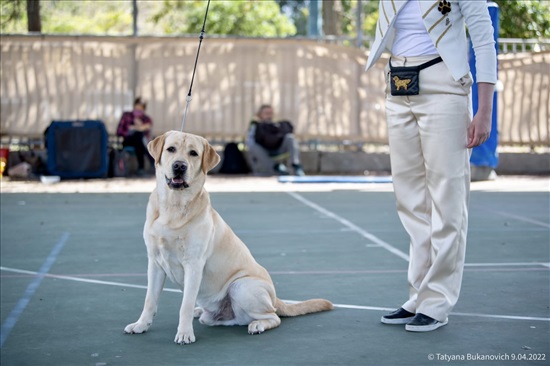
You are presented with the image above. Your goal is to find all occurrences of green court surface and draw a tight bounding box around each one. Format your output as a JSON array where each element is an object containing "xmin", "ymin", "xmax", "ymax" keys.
[{"xmin": 1, "ymin": 177, "xmax": 549, "ymax": 366}]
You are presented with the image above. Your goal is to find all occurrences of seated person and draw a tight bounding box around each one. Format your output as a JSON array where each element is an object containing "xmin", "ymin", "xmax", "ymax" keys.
[
  {"xmin": 116, "ymin": 97, "xmax": 154, "ymax": 176},
  {"xmin": 246, "ymin": 104, "xmax": 305, "ymax": 176}
]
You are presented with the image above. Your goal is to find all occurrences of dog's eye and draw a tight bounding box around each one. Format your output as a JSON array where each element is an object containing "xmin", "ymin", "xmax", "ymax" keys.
[
  {"xmin": 166, "ymin": 146, "xmax": 176, "ymax": 153},
  {"xmin": 189, "ymin": 150, "xmax": 199, "ymax": 157}
]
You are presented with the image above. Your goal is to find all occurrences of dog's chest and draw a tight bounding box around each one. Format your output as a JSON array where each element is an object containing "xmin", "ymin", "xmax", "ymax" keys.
[
  {"xmin": 153, "ymin": 238, "xmax": 185, "ymax": 284},
  {"xmin": 147, "ymin": 223, "xmax": 204, "ymax": 285}
]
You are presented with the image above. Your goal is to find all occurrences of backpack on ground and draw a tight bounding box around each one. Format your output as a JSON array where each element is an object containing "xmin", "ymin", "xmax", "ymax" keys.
[{"xmin": 219, "ymin": 142, "xmax": 251, "ymax": 174}]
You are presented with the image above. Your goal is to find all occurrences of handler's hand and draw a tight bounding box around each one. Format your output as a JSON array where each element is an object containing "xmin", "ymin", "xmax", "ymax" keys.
[
  {"xmin": 467, "ymin": 82, "xmax": 494, "ymax": 148},
  {"xmin": 467, "ymin": 112, "xmax": 491, "ymax": 148}
]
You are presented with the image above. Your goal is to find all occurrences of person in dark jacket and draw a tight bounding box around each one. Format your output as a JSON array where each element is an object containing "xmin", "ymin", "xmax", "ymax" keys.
[{"xmin": 246, "ymin": 104, "xmax": 304, "ymax": 176}]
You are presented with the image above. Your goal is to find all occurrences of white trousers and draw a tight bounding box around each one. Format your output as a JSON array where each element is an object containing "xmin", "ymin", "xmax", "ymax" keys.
[{"xmin": 385, "ymin": 55, "xmax": 473, "ymax": 322}]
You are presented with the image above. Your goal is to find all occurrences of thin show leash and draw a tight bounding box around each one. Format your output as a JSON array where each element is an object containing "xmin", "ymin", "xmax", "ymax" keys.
[{"xmin": 180, "ymin": 0, "xmax": 211, "ymax": 132}]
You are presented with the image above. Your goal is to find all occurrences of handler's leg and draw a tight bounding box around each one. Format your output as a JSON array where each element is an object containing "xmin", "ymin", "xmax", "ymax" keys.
[
  {"xmin": 385, "ymin": 95, "xmax": 433, "ymax": 315},
  {"xmin": 412, "ymin": 92, "xmax": 471, "ymax": 324}
]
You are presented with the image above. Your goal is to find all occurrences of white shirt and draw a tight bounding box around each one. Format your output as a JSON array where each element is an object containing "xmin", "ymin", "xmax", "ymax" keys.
[
  {"xmin": 365, "ymin": 0, "xmax": 497, "ymax": 84},
  {"xmin": 391, "ymin": 0, "xmax": 438, "ymax": 57}
]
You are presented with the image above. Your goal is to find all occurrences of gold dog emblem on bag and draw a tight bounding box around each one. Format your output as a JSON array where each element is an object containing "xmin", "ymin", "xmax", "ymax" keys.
[{"xmin": 393, "ymin": 76, "xmax": 412, "ymax": 91}]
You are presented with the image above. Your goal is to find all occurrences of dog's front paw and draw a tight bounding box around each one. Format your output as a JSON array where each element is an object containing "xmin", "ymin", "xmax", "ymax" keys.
[
  {"xmin": 174, "ymin": 328, "xmax": 196, "ymax": 345},
  {"xmin": 124, "ymin": 321, "xmax": 151, "ymax": 334},
  {"xmin": 248, "ymin": 321, "xmax": 265, "ymax": 335}
]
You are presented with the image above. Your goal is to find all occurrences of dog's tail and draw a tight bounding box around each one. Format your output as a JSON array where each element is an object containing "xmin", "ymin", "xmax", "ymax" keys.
[{"xmin": 275, "ymin": 298, "xmax": 333, "ymax": 317}]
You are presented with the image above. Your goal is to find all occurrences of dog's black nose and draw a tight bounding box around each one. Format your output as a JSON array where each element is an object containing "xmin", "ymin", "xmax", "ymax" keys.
[{"xmin": 172, "ymin": 161, "xmax": 187, "ymax": 174}]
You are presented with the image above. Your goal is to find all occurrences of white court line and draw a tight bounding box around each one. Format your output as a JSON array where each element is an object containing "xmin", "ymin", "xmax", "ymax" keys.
[
  {"xmin": 464, "ymin": 262, "xmax": 550, "ymax": 267},
  {"xmin": 1, "ymin": 266, "xmax": 548, "ymax": 322},
  {"xmin": 2, "ymin": 262, "xmax": 548, "ymax": 279},
  {"xmin": 287, "ymin": 191, "xmax": 409, "ymax": 261},
  {"xmin": 484, "ymin": 209, "xmax": 550, "ymax": 229},
  {"xmin": 0, "ymin": 266, "xmax": 181, "ymax": 293},
  {"xmin": 287, "ymin": 192, "xmax": 550, "ymax": 268}
]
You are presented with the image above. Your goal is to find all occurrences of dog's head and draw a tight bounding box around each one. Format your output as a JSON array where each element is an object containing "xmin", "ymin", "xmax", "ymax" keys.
[{"xmin": 147, "ymin": 131, "xmax": 220, "ymax": 190}]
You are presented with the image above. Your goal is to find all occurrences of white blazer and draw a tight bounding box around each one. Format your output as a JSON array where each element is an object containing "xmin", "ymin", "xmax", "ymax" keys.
[{"xmin": 365, "ymin": 0, "xmax": 497, "ymax": 84}]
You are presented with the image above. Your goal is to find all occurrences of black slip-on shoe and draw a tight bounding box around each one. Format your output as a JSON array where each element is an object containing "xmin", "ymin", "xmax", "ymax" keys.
[
  {"xmin": 381, "ymin": 308, "xmax": 416, "ymax": 325},
  {"xmin": 405, "ymin": 313, "xmax": 448, "ymax": 332}
]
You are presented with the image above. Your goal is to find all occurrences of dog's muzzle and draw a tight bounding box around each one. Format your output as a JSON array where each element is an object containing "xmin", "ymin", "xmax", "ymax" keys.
[{"xmin": 165, "ymin": 160, "xmax": 189, "ymax": 189}]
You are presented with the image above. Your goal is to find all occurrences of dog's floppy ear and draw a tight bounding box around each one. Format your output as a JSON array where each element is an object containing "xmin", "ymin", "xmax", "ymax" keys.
[
  {"xmin": 147, "ymin": 133, "xmax": 167, "ymax": 164},
  {"xmin": 202, "ymin": 140, "xmax": 221, "ymax": 173}
]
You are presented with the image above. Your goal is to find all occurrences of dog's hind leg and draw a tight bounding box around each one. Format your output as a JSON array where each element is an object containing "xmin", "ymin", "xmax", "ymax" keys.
[
  {"xmin": 197, "ymin": 293, "xmax": 240, "ymax": 326},
  {"xmin": 193, "ymin": 307, "xmax": 203, "ymax": 318},
  {"xmin": 247, "ymin": 314, "xmax": 281, "ymax": 334},
  {"xmin": 229, "ymin": 278, "xmax": 281, "ymax": 334}
]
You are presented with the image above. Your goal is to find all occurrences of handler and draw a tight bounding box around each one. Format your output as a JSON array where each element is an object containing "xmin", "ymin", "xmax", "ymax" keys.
[{"xmin": 365, "ymin": 0, "xmax": 497, "ymax": 332}]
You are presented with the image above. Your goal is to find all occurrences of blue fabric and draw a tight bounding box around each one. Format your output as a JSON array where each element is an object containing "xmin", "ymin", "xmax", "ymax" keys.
[{"xmin": 279, "ymin": 176, "xmax": 392, "ymax": 184}]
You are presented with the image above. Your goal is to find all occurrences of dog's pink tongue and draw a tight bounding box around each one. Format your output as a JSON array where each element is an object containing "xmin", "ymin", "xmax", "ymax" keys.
[{"xmin": 172, "ymin": 178, "xmax": 184, "ymax": 184}]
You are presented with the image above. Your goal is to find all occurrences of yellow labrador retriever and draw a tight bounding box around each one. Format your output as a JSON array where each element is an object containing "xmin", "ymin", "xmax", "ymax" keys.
[{"xmin": 124, "ymin": 131, "xmax": 333, "ymax": 344}]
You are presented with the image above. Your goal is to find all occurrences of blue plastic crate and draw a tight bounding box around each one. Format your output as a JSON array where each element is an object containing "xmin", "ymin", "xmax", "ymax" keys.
[{"xmin": 46, "ymin": 120, "xmax": 109, "ymax": 179}]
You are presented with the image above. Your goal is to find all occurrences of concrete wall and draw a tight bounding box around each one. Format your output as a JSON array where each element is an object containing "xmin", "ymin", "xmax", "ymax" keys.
[{"xmin": 217, "ymin": 150, "xmax": 549, "ymax": 177}]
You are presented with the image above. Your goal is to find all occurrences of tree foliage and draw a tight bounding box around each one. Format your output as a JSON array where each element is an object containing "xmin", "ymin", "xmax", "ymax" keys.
[
  {"xmin": 1, "ymin": 0, "xmax": 549, "ymax": 39},
  {"xmin": 1, "ymin": 0, "xmax": 295, "ymax": 36},
  {"xmin": 275, "ymin": 0, "xmax": 363, "ymax": 37},
  {"xmin": 149, "ymin": 0, "xmax": 295, "ymax": 37},
  {"xmin": 1, "ymin": 0, "xmax": 133, "ymax": 35},
  {"xmin": 1, "ymin": 0, "xmax": 26, "ymax": 33},
  {"xmin": 494, "ymin": 0, "xmax": 550, "ymax": 38},
  {"xmin": 275, "ymin": 0, "xmax": 307, "ymax": 35}
]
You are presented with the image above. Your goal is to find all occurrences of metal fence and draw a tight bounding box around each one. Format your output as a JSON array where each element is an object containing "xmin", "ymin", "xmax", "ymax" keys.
[
  {"xmin": 1, "ymin": 35, "xmax": 548, "ymax": 147},
  {"xmin": 499, "ymin": 38, "xmax": 550, "ymax": 54}
]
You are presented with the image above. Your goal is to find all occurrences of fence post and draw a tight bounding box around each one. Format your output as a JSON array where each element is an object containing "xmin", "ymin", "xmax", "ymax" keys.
[
  {"xmin": 132, "ymin": 0, "xmax": 138, "ymax": 36},
  {"xmin": 355, "ymin": 0, "xmax": 363, "ymax": 48},
  {"xmin": 129, "ymin": 43, "xmax": 138, "ymax": 106},
  {"xmin": 308, "ymin": 0, "xmax": 323, "ymax": 37}
]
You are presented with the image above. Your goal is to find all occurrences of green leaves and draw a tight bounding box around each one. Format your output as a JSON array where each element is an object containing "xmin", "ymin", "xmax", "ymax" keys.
[
  {"xmin": 1, "ymin": 0, "xmax": 548, "ymax": 39},
  {"xmin": 495, "ymin": 0, "xmax": 550, "ymax": 38},
  {"xmin": 1, "ymin": 0, "xmax": 296, "ymax": 37},
  {"xmin": 149, "ymin": 0, "xmax": 296, "ymax": 37}
]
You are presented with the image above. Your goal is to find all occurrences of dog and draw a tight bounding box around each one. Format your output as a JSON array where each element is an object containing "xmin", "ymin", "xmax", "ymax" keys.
[{"xmin": 124, "ymin": 131, "xmax": 333, "ymax": 344}]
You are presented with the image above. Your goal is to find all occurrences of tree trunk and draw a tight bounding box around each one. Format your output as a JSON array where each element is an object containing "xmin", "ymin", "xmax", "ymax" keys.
[
  {"xmin": 26, "ymin": 0, "xmax": 41, "ymax": 33},
  {"xmin": 322, "ymin": 0, "xmax": 341, "ymax": 36}
]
